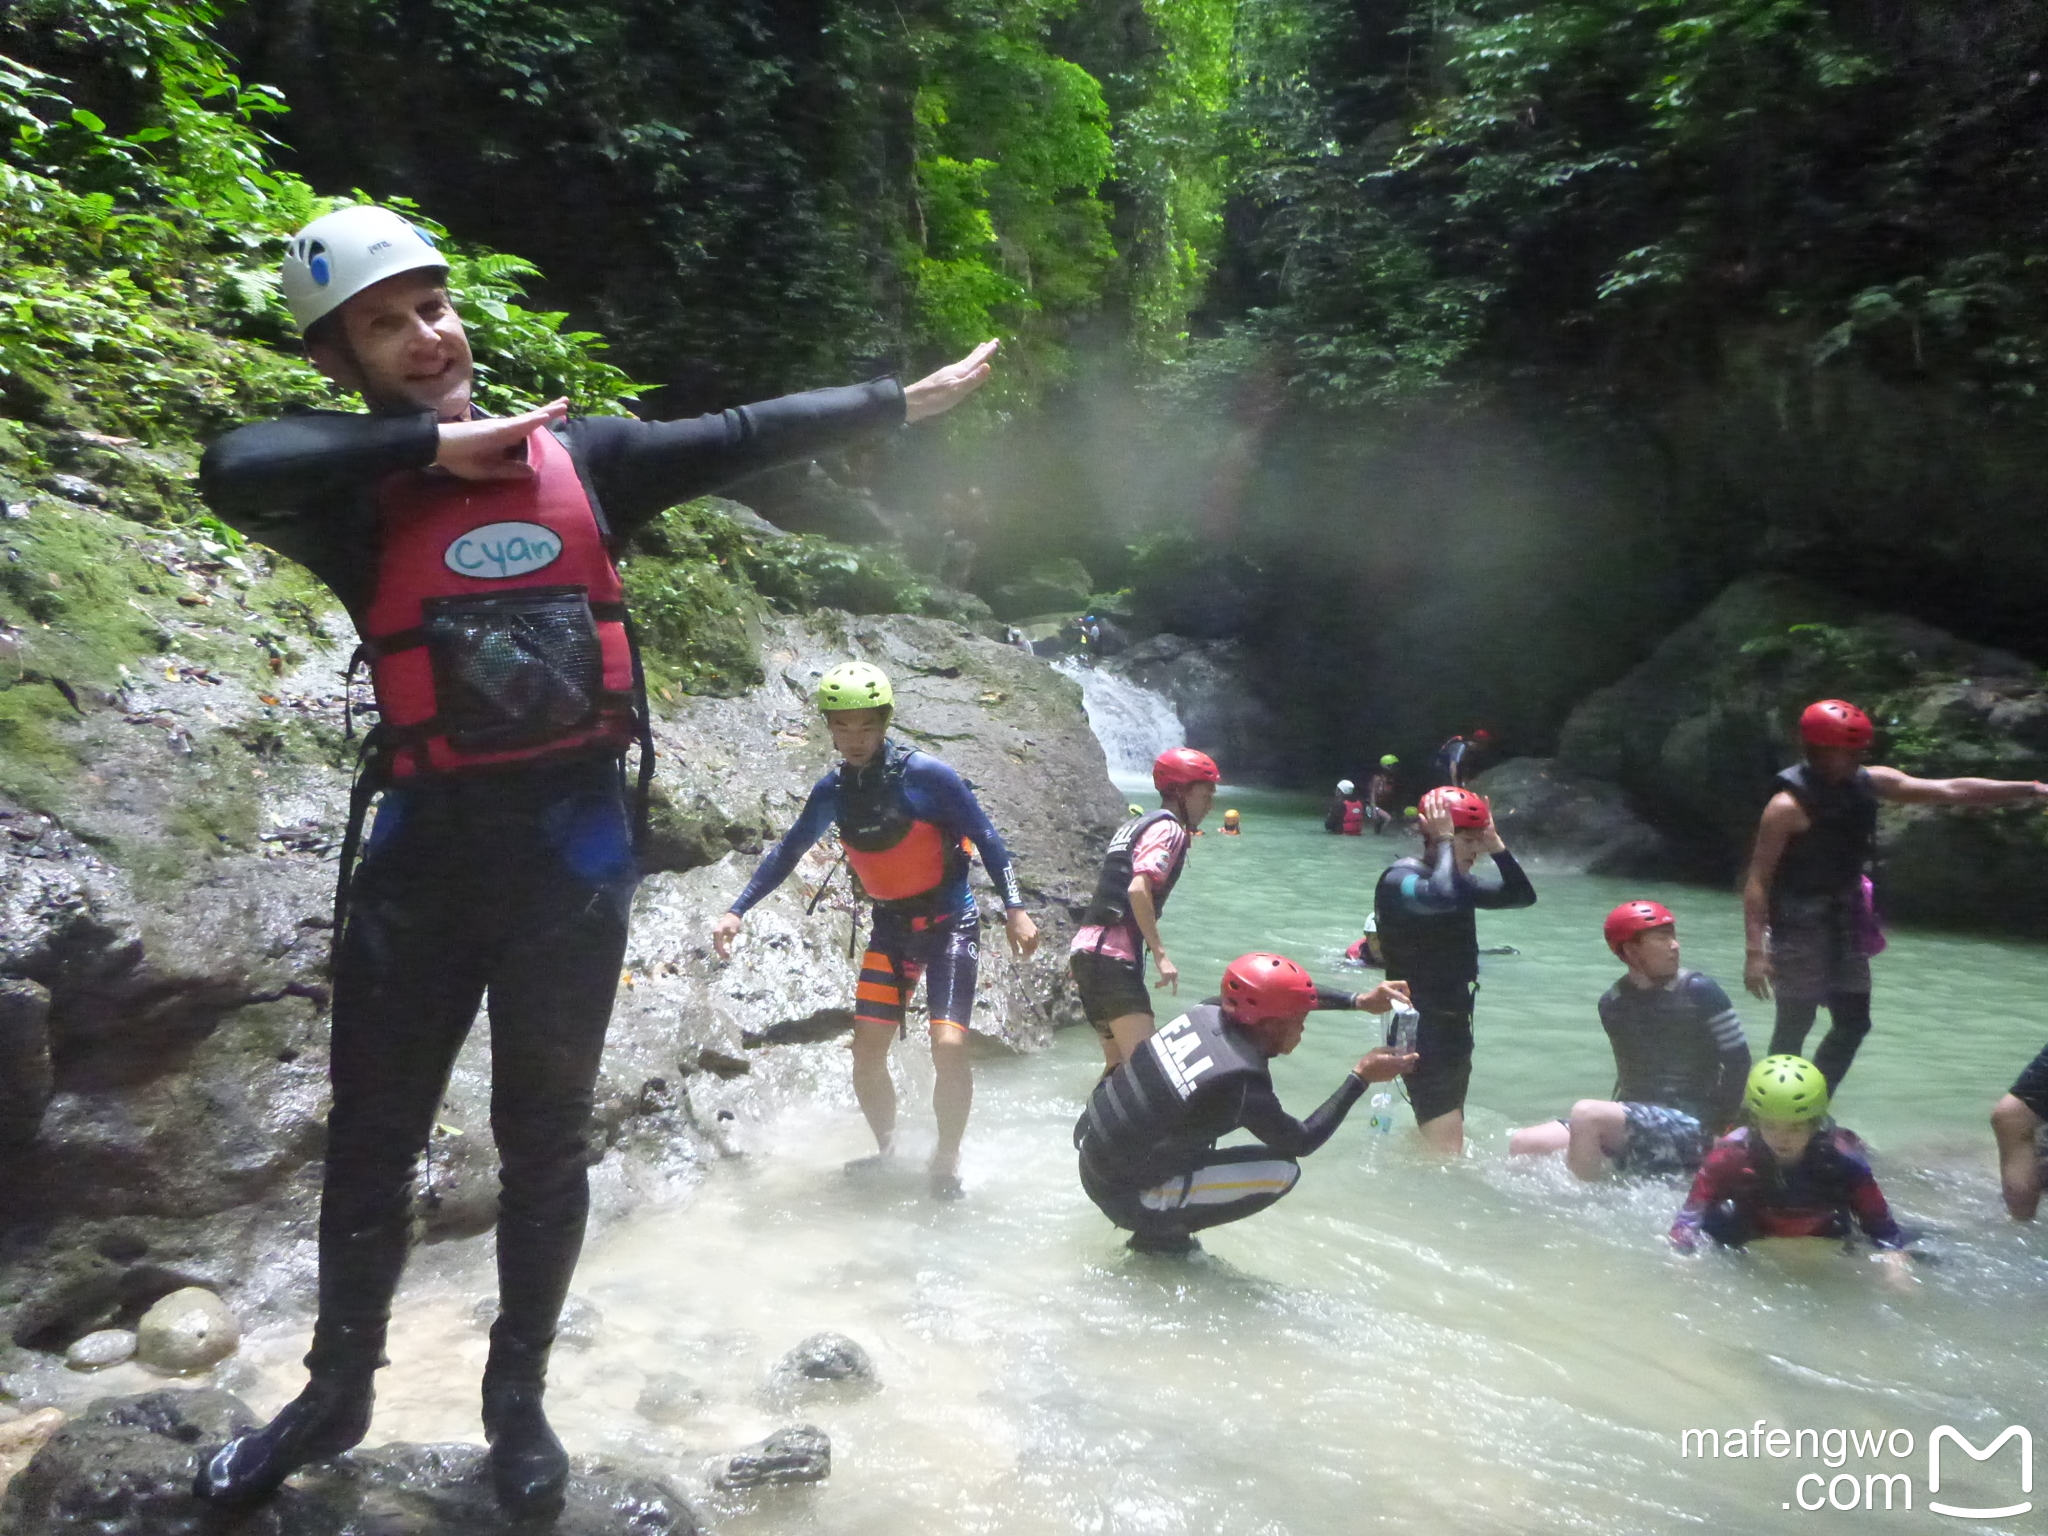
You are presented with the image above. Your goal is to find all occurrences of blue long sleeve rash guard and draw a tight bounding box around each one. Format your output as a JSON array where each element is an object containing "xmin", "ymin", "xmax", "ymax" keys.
[{"xmin": 728, "ymin": 744, "xmax": 1024, "ymax": 918}]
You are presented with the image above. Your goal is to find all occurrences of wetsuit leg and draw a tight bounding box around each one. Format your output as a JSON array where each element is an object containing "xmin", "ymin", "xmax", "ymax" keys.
[
  {"xmin": 1809, "ymin": 991, "xmax": 1873, "ymax": 1092},
  {"xmin": 921, "ymin": 915, "xmax": 980, "ymax": 1029},
  {"xmin": 1767, "ymin": 997, "xmax": 1821, "ymax": 1060},
  {"xmin": 1081, "ymin": 1145, "xmax": 1301, "ymax": 1240},
  {"xmin": 314, "ymin": 833, "xmax": 492, "ymax": 1372}
]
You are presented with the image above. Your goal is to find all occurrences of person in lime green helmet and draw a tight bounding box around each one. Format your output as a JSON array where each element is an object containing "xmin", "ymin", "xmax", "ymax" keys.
[
  {"xmin": 1365, "ymin": 754, "xmax": 1398, "ymax": 835},
  {"xmin": 1669, "ymin": 1056, "xmax": 1909, "ymax": 1273},
  {"xmin": 712, "ymin": 661, "xmax": 1038, "ymax": 1199}
]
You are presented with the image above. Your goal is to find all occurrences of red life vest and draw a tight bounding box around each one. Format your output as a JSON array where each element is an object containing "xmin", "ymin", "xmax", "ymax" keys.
[
  {"xmin": 362, "ymin": 425, "xmax": 638, "ymax": 777},
  {"xmin": 1340, "ymin": 798, "xmax": 1365, "ymax": 835}
]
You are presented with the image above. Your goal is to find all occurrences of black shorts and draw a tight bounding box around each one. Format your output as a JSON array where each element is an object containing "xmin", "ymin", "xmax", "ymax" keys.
[
  {"xmin": 1407, "ymin": 1004, "xmax": 1474, "ymax": 1124},
  {"xmin": 856, "ymin": 910, "xmax": 978, "ymax": 1031},
  {"xmin": 2011, "ymin": 1042, "xmax": 2048, "ymax": 1121},
  {"xmin": 1071, "ymin": 950, "xmax": 1152, "ymax": 1036}
]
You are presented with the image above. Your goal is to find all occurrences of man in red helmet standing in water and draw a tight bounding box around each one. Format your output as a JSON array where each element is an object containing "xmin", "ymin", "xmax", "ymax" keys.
[
  {"xmin": 1075, "ymin": 953, "xmax": 1415, "ymax": 1253},
  {"xmin": 191, "ymin": 205, "xmax": 1004, "ymax": 1517},
  {"xmin": 1071, "ymin": 748, "xmax": 1220, "ymax": 1070},
  {"xmin": 1374, "ymin": 786, "xmax": 1536, "ymax": 1154},
  {"xmin": 1510, "ymin": 901, "xmax": 1749, "ymax": 1179},
  {"xmin": 1745, "ymin": 698, "xmax": 2048, "ymax": 1090}
]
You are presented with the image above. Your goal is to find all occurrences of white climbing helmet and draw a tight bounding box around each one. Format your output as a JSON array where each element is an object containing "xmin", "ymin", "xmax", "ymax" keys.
[
  {"xmin": 1336, "ymin": 779, "xmax": 1355, "ymax": 796},
  {"xmin": 280, "ymin": 205, "xmax": 449, "ymax": 333}
]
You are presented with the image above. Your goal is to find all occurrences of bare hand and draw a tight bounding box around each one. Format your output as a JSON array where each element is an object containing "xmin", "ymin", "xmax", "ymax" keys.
[
  {"xmin": 1419, "ymin": 794, "xmax": 1454, "ymax": 842},
  {"xmin": 435, "ymin": 398, "xmax": 569, "ymax": 481},
  {"xmin": 1479, "ymin": 806, "xmax": 1506, "ymax": 855},
  {"xmin": 1353, "ymin": 1046, "xmax": 1419, "ymax": 1084},
  {"xmin": 1354, "ymin": 980, "xmax": 1410, "ymax": 1013},
  {"xmin": 1744, "ymin": 951, "xmax": 1773, "ymax": 1001},
  {"xmin": 904, "ymin": 341, "xmax": 999, "ymax": 423},
  {"xmin": 1874, "ymin": 1249, "xmax": 1918, "ymax": 1289},
  {"xmin": 711, "ymin": 912, "xmax": 742, "ymax": 960},
  {"xmin": 1154, "ymin": 954, "xmax": 1180, "ymax": 993},
  {"xmin": 1005, "ymin": 907, "xmax": 1039, "ymax": 958}
]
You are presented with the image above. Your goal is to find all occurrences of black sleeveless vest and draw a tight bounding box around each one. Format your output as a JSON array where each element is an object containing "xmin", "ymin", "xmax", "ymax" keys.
[
  {"xmin": 1771, "ymin": 764, "xmax": 1876, "ymax": 913},
  {"xmin": 1080, "ymin": 809, "xmax": 1187, "ymax": 949}
]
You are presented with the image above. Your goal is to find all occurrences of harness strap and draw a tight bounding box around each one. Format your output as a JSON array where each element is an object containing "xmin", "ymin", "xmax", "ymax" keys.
[{"xmin": 332, "ymin": 726, "xmax": 392, "ymax": 940}]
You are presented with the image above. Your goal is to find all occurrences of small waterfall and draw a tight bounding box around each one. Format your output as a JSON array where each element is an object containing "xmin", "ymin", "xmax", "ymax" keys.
[{"xmin": 1054, "ymin": 658, "xmax": 1185, "ymax": 785}]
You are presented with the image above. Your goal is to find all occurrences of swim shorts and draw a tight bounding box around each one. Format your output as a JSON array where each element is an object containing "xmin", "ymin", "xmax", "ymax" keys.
[
  {"xmin": 1071, "ymin": 950, "xmax": 1153, "ymax": 1036},
  {"xmin": 1406, "ymin": 1006, "xmax": 1474, "ymax": 1124},
  {"xmin": 856, "ymin": 909, "xmax": 977, "ymax": 1031},
  {"xmin": 1767, "ymin": 898, "xmax": 1871, "ymax": 1004},
  {"xmin": 1614, "ymin": 1103, "xmax": 1709, "ymax": 1177}
]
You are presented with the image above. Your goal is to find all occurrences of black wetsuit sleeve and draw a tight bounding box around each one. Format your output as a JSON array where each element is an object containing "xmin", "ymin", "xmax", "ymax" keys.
[
  {"xmin": 1469, "ymin": 850, "xmax": 1537, "ymax": 909},
  {"xmin": 199, "ymin": 410, "xmax": 438, "ymax": 525},
  {"xmin": 1313, "ymin": 985, "xmax": 1360, "ymax": 1011},
  {"xmin": 1694, "ymin": 976, "xmax": 1752, "ymax": 1132},
  {"xmin": 565, "ymin": 380, "xmax": 905, "ymax": 537},
  {"xmin": 1239, "ymin": 1073, "xmax": 1367, "ymax": 1157}
]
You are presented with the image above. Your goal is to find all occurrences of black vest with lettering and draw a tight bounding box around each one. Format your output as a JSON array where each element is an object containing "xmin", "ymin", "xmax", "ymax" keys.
[
  {"xmin": 836, "ymin": 739, "xmax": 918, "ymax": 852},
  {"xmin": 1373, "ymin": 855, "xmax": 1478, "ymax": 1008},
  {"xmin": 1075, "ymin": 1003, "xmax": 1268, "ymax": 1176},
  {"xmin": 1771, "ymin": 764, "xmax": 1877, "ymax": 913},
  {"xmin": 1080, "ymin": 809, "xmax": 1187, "ymax": 949}
]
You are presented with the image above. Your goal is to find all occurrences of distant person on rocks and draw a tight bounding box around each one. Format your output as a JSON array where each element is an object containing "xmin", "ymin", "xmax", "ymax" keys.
[
  {"xmin": 1509, "ymin": 901, "xmax": 1749, "ymax": 1180},
  {"xmin": 191, "ymin": 205, "xmax": 1001, "ymax": 1517},
  {"xmin": 713, "ymin": 663, "xmax": 1038, "ymax": 1200},
  {"xmin": 1071, "ymin": 748, "xmax": 1220, "ymax": 1071},
  {"xmin": 1075, "ymin": 953, "xmax": 1415, "ymax": 1253},
  {"xmin": 1434, "ymin": 730, "xmax": 1491, "ymax": 788},
  {"xmin": 1670, "ymin": 1056, "xmax": 1911, "ymax": 1278},
  {"xmin": 1365, "ymin": 755, "xmax": 1398, "ymax": 834},
  {"xmin": 1989, "ymin": 1044, "xmax": 2048, "ymax": 1220},
  {"xmin": 1325, "ymin": 779, "xmax": 1367, "ymax": 835},
  {"xmin": 1374, "ymin": 787, "xmax": 1536, "ymax": 1155},
  {"xmin": 1744, "ymin": 698, "xmax": 2048, "ymax": 1091}
]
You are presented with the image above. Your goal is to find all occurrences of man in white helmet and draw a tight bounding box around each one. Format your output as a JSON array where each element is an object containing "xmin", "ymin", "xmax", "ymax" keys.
[{"xmin": 193, "ymin": 205, "xmax": 999, "ymax": 1516}]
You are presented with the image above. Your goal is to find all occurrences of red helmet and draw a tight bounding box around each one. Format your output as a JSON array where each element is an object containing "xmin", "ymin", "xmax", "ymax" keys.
[
  {"xmin": 1219, "ymin": 952, "xmax": 1320, "ymax": 1026},
  {"xmin": 1422, "ymin": 786, "xmax": 1491, "ymax": 830},
  {"xmin": 1473, "ymin": 728, "xmax": 1493, "ymax": 743},
  {"xmin": 1603, "ymin": 899, "xmax": 1676, "ymax": 956},
  {"xmin": 1153, "ymin": 747, "xmax": 1221, "ymax": 793},
  {"xmin": 1799, "ymin": 699, "xmax": 1873, "ymax": 750}
]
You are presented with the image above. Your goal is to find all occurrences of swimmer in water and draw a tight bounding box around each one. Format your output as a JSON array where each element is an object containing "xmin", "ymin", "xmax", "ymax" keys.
[
  {"xmin": 1344, "ymin": 914, "xmax": 1384, "ymax": 968},
  {"xmin": 1221, "ymin": 808, "xmax": 1241, "ymax": 835},
  {"xmin": 1669, "ymin": 1056, "xmax": 1912, "ymax": 1278},
  {"xmin": 1509, "ymin": 901, "xmax": 1748, "ymax": 1180}
]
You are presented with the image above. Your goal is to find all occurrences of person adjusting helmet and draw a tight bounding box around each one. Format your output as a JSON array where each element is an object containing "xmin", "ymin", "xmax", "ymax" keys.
[
  {"xmin": 1153, "ymin": 746, "xmax": 1220, "ymax": 793},
  {"xmin": 1375, "ymin": 780, "xmax": 1535, "ymax": 1154},
  {"xmin": 1220, "ymin": 952, "xmax": 1321, "ymax": 1026},
  {"xmin": 817, "ymin": 661, "xmax": 893, "ymax": 713},
  {"xmin": 1076, "ymin": 954, "xmax": 1414, "ymax": 1253},
  {"xmin": 1798, "ymin": 699, "xmax": 1874, "ymax": 750},
  {"xmin": 715, "ymin": 659, "xmax": 1037, "ymax": 1200},
  {"xmin": 1744, "ymin": 1054, "xmax": 1830, "ymax": 1122},
  {"xmin": 197, "ymin": 197, "xmax": 1011, "ymax": 1517},
  {"xmin": 1073, "ymin": 748, "xmax": 1221, "ymax": 1070},
  {"xmin": 281, "ymin": 205, "xmax": 449, "ymax": 336},
  {"xmin": 1603, "ymin": 899, "xmax": 1676, "ymax": 956},
  {"xmin": 1746, "ymin": 695, "xmax": 2048, "ymax": 1095}
]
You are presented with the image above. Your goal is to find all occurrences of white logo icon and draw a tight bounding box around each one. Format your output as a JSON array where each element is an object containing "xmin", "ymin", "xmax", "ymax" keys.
[
  {"xmin": 1929, "ymin": 1425, "xmax": 2032, "ymax": 1520},
  {"xmin": 445, "ymin": 521, "xmax": 563, "ymax": 580}
]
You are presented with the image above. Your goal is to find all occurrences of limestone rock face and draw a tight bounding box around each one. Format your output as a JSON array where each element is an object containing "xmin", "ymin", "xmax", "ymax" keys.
[
  {"xmin": 1102, "ymin": 633, "xmax": 1287, "ymax": 782},
  {"xmin": 0, "ymin": 1389, "xmax": 705, "ymax": 1535},
  {"xmin": 1470, "ymin": 758, "xmax": 1674, "ymax": 877}
]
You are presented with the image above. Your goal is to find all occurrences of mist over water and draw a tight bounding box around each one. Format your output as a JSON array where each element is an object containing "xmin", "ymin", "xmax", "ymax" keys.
[{"xmin": 202, "ymin": 788, "xmax": 2048, "ymax": 1533}]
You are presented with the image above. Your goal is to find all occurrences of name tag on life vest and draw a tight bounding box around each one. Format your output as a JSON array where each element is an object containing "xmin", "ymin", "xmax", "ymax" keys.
[{"xmin": 444, "ymin": 521, "xmax": 564, "ymax": 580}]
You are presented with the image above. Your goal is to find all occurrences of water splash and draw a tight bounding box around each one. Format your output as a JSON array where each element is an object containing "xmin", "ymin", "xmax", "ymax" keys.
[{"xmin": 1054, "ymin": 658, "xmax": 1183, "ymax": 787}]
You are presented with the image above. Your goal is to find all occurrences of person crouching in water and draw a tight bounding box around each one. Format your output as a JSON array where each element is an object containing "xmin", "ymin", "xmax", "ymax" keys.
[
  {"xmin": 1070, "ymin": 748, "xmax": 1219, "ymax": 1071},
  {"xmin": 1670, "ymin": 1056, "xmax": 1911, "ymax": 1276},
  {"xmin": 1075, "ymin": 953, "xmax": 1416, "ymax": 1253},
  {"xmin": 1374, "ymin": 786, "xmax": 1536, "ymax": 1154},
  {"xmin": 1510, "ymin": 901, "xmax": 1749, "ymax": 1179},
  {"xmin": 711, "ymin": 662, "xmax": 1038, "ymax": 1199}
]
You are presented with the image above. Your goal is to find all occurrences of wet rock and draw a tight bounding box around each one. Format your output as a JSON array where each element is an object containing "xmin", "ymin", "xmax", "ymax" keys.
[
  {"xmin": 1102, "ymin": 633, "xmax": 1288, "ymax": 782},
  {"xmin": 694, "ymin": 1046, "xmax": 752, "ymax": 1079},
  {"xmin": 741, "ymin": 1007, "xmax": 856, "ymax": 1048},
  {"xmin": 714, "ymin": 1424, "xmax": 830, "ymax": 1490},
  {"xmin": 0, "ymin": 1389, "xmax": 705, "ymax": 1534},
  {"xmin": 771, "ymin": 1332, "xmax": 877, "ymax": 1398},
  {"xmin": 62, "ymin": 1331, "xmax": 134, "ymax": 1371},
  {"xmin": 133, "ymin": 1287, "xmax": 237, "ymax": 1374},
  {"xmin": 0, "ymin": 977, "xmax": 53, "ymax": 1147},
  {"xmin": 556, "ymin": 1294, "xmax": 603, "ymax": 1350},
  {"xmin": 0, "ymin": 1407, "xmax": 64, "ymax": 1492},
  {"xmin": 1471, "ymin": 758, "xmax": 1673, "ymax": 877},
  {"xmin": 634, "ymin": 1372, "xmax": 707, "ymax": 1425},
  {"xmin": 38, "ymin": 474, "xmax": 103, "ymax": 506}
]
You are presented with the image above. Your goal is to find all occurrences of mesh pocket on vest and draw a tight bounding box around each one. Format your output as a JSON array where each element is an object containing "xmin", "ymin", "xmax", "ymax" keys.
[{"xmin": 421, "ymin": 586, "xmax": 603, "ymax": 753}]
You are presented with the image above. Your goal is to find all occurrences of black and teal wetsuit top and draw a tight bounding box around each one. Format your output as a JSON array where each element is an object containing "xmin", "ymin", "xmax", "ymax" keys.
[{"xmin": 1373, "ymin": 844, "xmax": 1536, "ymax": 1011}]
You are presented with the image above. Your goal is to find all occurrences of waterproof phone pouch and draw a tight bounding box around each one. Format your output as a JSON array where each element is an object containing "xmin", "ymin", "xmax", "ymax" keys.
[{"xmin": 420, "ymin": 585, "xmax": 604, "ymax": 754}]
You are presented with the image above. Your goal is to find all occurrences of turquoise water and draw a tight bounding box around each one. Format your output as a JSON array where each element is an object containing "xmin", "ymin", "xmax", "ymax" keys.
[{"xmin": 238, "ymin": 787, "xmax": 2048, "ymax": 1533}]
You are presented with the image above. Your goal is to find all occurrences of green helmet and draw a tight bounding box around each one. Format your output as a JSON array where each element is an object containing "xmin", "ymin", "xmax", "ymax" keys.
[
  {"xmin": 1744, "ymin": 1055, "xmax": 1829, "ymax": 1123},
  {"xmin": 816, "ymin": 661, "xmax": 893, "ymax": 713},
  {"xmin": 1380, "ymin": 754, "xmax": 1399, "ymax": 767}
]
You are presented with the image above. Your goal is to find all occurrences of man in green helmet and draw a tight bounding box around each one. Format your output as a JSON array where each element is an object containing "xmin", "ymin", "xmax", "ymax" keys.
[{"xmin": 712, "ymin": 662, "xmax": 1038, "ymax": 1198}]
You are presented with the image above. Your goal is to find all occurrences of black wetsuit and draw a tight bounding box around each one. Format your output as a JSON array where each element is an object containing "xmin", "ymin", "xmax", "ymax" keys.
[
  {"xmin": 1763, "ymin": 763, "xmax": 1879, "ymax": 1089},
  {"xmin": 1075, "ymin": 988, "xmax": 1363, "ymax": 1240},
  {"xmin": 1373, "ymin": 843, "xmax": 1536, "ymax": 1123},
  {"xmin": 1600, "ymin": 970, "xmax": 1750, "ymax": 1134},
  {"xmin": 199, "ymin": 382, "xmax": 904, "ymax": 1380}
]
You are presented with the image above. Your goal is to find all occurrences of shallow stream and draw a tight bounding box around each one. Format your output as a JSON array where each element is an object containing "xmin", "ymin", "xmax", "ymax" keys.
[{"xmin": 231, "ymin": 788, "xmax": 2048, "ymax": 1532}]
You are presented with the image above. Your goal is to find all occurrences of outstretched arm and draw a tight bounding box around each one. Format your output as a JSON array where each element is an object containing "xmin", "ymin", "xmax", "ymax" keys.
[{"xmin": 1867, "ymin": 765, "xmax": 2048, "ymax": 809}]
